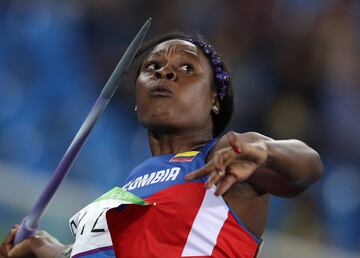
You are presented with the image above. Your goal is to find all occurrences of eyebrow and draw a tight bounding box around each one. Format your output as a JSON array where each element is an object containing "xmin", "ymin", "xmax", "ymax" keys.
[
  {"xmin": 178, "ymin": 49, "xmax": 198, "ymax": 57},
  {"xmin": 148, "ymin": 49, "xmax": 199, "ymax": 59}
]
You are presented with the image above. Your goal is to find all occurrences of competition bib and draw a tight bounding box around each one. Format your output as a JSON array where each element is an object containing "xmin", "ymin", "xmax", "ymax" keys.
[{"xmin": 69, "ymin": 187, "xmax": 147, "ymax": 257}]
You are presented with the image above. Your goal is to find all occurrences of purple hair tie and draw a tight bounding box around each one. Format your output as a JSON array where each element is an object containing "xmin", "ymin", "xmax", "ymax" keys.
[{"xmin": 186, "ymin": 38, "xmax": 230, "ymax": 101}]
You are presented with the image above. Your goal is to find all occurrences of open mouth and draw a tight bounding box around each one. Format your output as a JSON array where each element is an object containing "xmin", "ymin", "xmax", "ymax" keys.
[{"xmin": 149, "ymin": 86, "xmax": 173, "ymax": 97}]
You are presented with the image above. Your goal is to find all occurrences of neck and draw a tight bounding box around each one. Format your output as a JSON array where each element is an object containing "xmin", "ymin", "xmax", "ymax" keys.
[{"xmin": 148, "ymin": 127, "xmax": 213, "ymax": 156}]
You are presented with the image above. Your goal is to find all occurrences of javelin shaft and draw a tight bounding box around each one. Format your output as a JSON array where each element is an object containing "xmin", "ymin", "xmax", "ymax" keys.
[{"xmin": 14, "ymin": 18, "xmax": 151, "ymax": 245}]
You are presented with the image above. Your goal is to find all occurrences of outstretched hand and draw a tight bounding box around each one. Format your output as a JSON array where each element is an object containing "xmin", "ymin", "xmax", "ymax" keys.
[{"xmin": 185, "ymin": 132, "xmax": 268, "ymax": 196}]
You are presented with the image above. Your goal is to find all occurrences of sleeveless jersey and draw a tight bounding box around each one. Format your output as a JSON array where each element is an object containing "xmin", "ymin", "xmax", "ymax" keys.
[{"xmin": 69, "ymin": 139, "xmax": 261, "ymax": 258}]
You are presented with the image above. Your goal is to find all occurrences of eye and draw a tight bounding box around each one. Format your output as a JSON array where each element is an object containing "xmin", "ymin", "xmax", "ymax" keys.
[
  {"xmin": 179, "ymin": 64, "xmax": 194, "ymax": 72},
  {"xmin": 145, "ymin": 62, "xmax": 162, "ymax": 71}
]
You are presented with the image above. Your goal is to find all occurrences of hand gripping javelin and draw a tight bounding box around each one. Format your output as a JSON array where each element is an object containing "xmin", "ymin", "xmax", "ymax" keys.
[{"xmin": 14, "ymin": 18, "xmax": 152, "ymax": 245}]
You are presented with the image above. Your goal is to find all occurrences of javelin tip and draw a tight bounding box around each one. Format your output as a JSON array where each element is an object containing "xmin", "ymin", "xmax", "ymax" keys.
[{"xmin": 100, "ymin": 18, "xmax": 152, "ymax": 99}]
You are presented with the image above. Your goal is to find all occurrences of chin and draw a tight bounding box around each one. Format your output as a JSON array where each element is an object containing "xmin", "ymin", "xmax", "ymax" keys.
[
  {"xmin": 138, "ymin": 108, "xmax": 172, "ymax": 125},
  {"xmin": 140, "ymin": 118, "xmax": 182, "ymax": 135}
]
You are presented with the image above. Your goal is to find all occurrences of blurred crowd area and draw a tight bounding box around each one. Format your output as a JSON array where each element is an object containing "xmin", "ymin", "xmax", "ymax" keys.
[{"xmin": 0, "ymin": 0, "xmax": 359, "ymax": 255}]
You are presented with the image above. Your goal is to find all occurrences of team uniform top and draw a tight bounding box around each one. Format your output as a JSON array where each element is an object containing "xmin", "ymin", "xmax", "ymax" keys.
[{"xmin": 69, "ymin": 139, "xmax": 261, "ymax": 258}]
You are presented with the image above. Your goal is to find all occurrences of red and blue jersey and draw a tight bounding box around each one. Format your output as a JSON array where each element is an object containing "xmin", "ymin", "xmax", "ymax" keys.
[{"xmin": 69, "ymin": 139, "xmax": 261, "ymax": 258}]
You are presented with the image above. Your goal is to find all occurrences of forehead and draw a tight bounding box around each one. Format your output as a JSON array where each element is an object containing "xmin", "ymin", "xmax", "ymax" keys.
[{"xmin": 148, "ymin": 39, "xmax": 200, "ymax": 57}]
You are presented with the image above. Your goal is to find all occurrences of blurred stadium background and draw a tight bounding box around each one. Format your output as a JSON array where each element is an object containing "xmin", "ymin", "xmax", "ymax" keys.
[{"xmin": 0, "ymin": 0, "xmax": 359, "ymax": 257}]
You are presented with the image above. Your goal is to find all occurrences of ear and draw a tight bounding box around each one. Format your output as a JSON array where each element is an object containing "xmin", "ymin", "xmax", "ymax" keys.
[
  {"xmin": 211, "ymin": 92, "xmax": 220, "ymax": 108},
  {"xmin": 211, "ymin": 92, "xmax": 220, "ymax": 115}
]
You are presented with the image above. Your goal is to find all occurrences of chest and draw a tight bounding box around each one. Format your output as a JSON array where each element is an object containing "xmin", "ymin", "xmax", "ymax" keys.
[{"xmin": 122, "ymin": 151, "xmax": 208, "ymax": 198}]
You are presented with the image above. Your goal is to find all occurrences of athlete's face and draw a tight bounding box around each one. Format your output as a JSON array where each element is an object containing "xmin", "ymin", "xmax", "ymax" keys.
[{"xmin": 136, "ymin": 39, "xmax": 216, "ymax": 134}]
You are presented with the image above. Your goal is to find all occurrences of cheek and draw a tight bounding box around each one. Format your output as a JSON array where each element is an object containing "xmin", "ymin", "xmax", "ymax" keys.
[
  {"xmin": 175, "ymin": 83, "xmax": 214, "ymax": 123},
  {"xmin": 135, "ymin": 77, "xmax": 147, "ymax": 120},
  {"xmin": 180, "ymin": 78, "xmax": 213, "ymax": 107},
  {"xmin": 135, "ymin": 75, "xmax": 149, "ymax": 105}
]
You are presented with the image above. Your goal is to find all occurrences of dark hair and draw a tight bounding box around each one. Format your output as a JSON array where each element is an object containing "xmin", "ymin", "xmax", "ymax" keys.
[{"xmin": 135, "ymin": 32, "xmax": 234, "ymax": 137}]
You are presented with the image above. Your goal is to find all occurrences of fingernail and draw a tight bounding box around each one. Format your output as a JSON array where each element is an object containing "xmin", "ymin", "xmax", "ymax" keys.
[{"xmin": 232, "ymin": 146, "xmax": 241, "ymax": 153}]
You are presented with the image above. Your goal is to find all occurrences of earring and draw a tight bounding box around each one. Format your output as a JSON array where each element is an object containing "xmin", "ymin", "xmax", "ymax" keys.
[
  {"xmin": 212, "ymin": 105, "xmax": 220, "ymax": 115},
  {"xmin": 134, "ymin": 105, "xmax": 137, "ymax": 111}
]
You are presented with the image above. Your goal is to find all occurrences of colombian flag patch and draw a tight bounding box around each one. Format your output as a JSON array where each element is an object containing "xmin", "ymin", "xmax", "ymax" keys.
[{"xmin": 169, "ymin": 151, "xmax": 200, "ymax": 162}]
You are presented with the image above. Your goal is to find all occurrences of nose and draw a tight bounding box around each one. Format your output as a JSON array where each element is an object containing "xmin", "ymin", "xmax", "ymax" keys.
[{"xmin": 154, "ymin": 67, "xmax": 176, "ymax": 81}]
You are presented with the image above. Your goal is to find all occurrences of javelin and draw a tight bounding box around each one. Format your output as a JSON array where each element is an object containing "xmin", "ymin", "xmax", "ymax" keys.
[{"xmin": 14, "ymin": 18, "xmax": 152, "ymax": 245}]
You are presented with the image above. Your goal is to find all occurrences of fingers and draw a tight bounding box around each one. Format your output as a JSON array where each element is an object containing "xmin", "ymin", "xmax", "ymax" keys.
[
  {"xmin": 0, "ymin": 225, "xmax": 19, "ymax": 258},
  {"xmin": 214, "ymin": 173, "xmax": 238, "ymax": 196},
  {"xmin": 214, "ymin": 162, "xmax": 256, "ymax": 196},
  {"xmin": 29, "ymin": 231, "xmax": 64, "ymax": 258},
  {"xmin": 185, "ymin": 147, "xmax": 236, "ymax": 181},
  {"xmin": 0, "ymin": 227, "xmax": 60, "ymax": 258},
  {"xmin": 227, "ymin": 131, "xmax": 242, "ymax": 154},
  {"xmin": 205, "ymin": 160, "xmax": 257, "ymax": 196},
  {"xmin": 184, "ymin": 161, "xmax": 216, "ymax": 181},
  {"xmin": 205, "ymin": 170, "xmax": 225, "ymax": 190},
  {"xmin": 30, "ymin": 230, "xmax": 62, "ymax": 247},
  {"xmin": 185, "ymin": 131, "xmax": 266, "ymax": 196},
  {"xmin": 186, "ymin": 132, "xmax": 242, "ymax": 182},
  {"xmin": 4, "ymin": 225, "xmax": 18, "ymax": 252},
  {"xmin": 228, "ymin": 131, "xmax": 268, "ymax": 165},
  {"xmin": 228, "ymin": 161, "xmax": 257, "ymax": 181}
]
